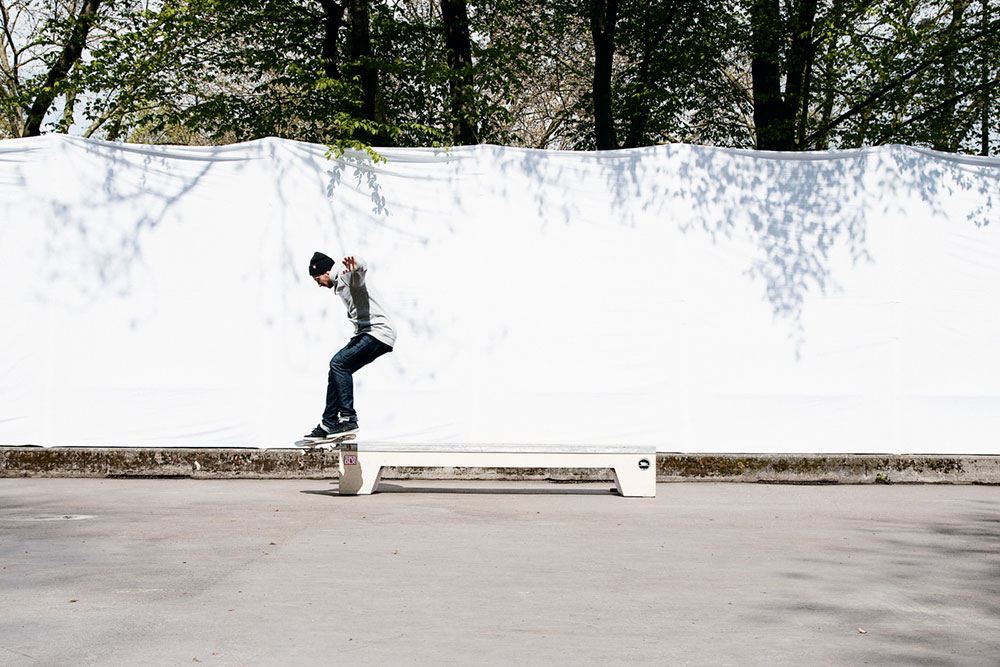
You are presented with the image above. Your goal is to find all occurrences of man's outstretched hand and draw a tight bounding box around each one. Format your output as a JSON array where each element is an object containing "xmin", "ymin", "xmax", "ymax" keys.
[{"xmin": 342, "ymin": 256, "xmax": 357, "ymax": 273}]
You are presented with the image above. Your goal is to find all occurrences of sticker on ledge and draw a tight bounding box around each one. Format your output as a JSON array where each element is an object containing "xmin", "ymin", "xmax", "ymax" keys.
[{"xmin": 343, "ymin": 454, "xmax": 358, "ymax": 466}]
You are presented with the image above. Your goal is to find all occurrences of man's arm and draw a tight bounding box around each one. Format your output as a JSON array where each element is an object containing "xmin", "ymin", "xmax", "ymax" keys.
[{"xmin": 340, "ymin": 255, "xmax": 367, "ymax": 286}]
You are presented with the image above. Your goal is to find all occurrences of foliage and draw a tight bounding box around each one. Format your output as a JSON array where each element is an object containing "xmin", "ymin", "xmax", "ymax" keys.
[
  {"xmin": 739, "ymin": 0, "xmax": 1000, "ymax": 151},
  {"xmin": 1, "ymin": 0, "xmax": 997, "ymax": 154}
]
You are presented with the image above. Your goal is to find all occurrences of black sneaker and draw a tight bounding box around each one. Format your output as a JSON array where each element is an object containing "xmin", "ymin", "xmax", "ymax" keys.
[
  {"xmin": 303, "ymin": 424, "xmax": 330, "ymax": 441},
  {"xmin": 327, "ymin": 420, "xmax": 359, "ymax": 436},
  {"xmin": 303, "ymin": 421, "xmax": 358, "ymax": 441}
]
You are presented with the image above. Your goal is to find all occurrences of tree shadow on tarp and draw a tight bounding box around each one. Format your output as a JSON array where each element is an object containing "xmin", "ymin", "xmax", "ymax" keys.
[
  {"xmin": 495, "ymin": 143, "xmax": 998, "ymax": 356},
  {"xmin": 295, "ymin": 142, "xmax": 421, "ymax": 261},
  {"xmin": 490, "ymin": 144, "xmax": 878, "ymax": 355},
  {"xmin": 892, "ymin": 146, "xmax": 999, "ymax": 229},
  {"xmin": 667, "ymin": 145, "xmax": 997, "ymax": 352},
  {"xmin": 315, "ymin": 143, "xmax": 455, "ymax": 243},
  {"xmin": 677, "ymin": 146, "xmax": 878, "ymax": 354},
  {"xmin": 38, "ymin": 137, "xmax": 998, "ymax": 362},
  {"xmin": 37, "ymin": 137, "xmax": 401, "ymax": 329},
  {"xmin": 0, "ymin": 141, "xmax": 35, "ymax": 189},
  {"xmin": 325, "ymin": 149, "xmax": 389, "ymax": 217},
  {"xmin": 42, "ymin": 138, "xmax": 227, "ymax": 307}
]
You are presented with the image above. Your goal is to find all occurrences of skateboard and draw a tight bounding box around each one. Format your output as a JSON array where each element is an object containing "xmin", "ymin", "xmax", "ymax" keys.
[{"xmin": 294, "ymin": 433, "xmax": 357, "ymax": 450}]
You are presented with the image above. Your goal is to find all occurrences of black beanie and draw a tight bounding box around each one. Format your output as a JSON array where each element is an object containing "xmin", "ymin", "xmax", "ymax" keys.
[{"xmin": 309, "ymin": 251, "xmax": 335, "ymax": 276}]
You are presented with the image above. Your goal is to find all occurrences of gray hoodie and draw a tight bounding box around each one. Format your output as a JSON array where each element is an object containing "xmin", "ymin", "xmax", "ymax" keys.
[{"xmin": 333, "ymin": 256, "xmax": 397, "ymax": 348}]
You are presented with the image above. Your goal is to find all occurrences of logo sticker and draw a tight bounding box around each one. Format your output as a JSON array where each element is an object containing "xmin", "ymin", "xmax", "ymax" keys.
[
  {"xmin": 343, "ymin": 454, "xmax": 358, "ymax": 466},
  {"xmin": 638, "ymin": 458, "xmax": 650, "ymax": 470}
]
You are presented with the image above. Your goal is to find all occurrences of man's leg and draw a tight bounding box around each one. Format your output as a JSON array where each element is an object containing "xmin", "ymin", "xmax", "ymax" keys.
[{"xmin": 322, "ymin": 335, "xmax": 392, "ymax": 428}]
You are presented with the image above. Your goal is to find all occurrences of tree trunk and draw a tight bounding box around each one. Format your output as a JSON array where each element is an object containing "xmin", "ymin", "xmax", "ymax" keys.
[
  {"xmin": 785, "ymin": 0, "xmax": 818, "ymax": 147},
  {"xmin": 58, "ymin": 89, "xmax": 77, "ymax": 133},
  {"xmin": 0, "ymin": 2, "xmax": 25, "ymax": 136},
  {"xmin": 589, "ymin": 0, "xmax": 619, "ymax": 150},
  {"xmin": 983, "ymin": 0, "xmax": 992, "ymax": 156},
  {"xmin": 750, "ymin": 0, "xmax": 790, "ymax": 150},
  {"xmin": 22, "ymin": 0, "xmax": 103, "ymax": 137},
  {"xmin": 347, "ymin": 0, "xmax": 378, "ymax": 126},
  {"xmin": 441, "ymin": 0, "xmax": 477, "ymax": 144},
  {"xmin": 318, "ymin": 0, "xmax": 346, "ymax": 80}
]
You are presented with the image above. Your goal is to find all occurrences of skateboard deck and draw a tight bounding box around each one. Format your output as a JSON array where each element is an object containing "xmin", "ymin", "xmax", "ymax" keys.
[{"xmin": 294, "ymin": 433, "xmax": 357, "ymax": 450}]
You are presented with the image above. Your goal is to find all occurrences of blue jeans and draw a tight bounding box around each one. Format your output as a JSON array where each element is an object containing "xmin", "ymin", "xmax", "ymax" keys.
[{"xmin": 323, "ymin": 334, "xmax": 392, "ymax": 428}]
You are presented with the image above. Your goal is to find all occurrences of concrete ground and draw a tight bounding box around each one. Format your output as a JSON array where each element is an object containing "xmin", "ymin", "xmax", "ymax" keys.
[{"xmin": 1, "ymin": 479, "xmax": 997, "ymax": 667}]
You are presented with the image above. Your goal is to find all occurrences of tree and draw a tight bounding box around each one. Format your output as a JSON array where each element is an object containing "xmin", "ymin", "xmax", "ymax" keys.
[
  {"xmin": 1, "ymin": 0, "xmax": 115, "ymax": 138},
  {"xmin": 82, "ymin": 0, "xmax": 496, "ymax": 148},
  {"xmin": 981, "ymin": 0, "xmax": 992, "ymax": 155},
  {"xmin": 21, "ymin": 0, "xmax": 102, "ymax": 136},
  {"xmin": 536, "ymin": 0, "xmax": 736, "ymax": 150},
  {"xmin": 346, "ymin": 0, "xmax": 380, "ymax": 134},
  {"xmin": 440, "ymin": 0, "xmax": 477, "ymax": 144},
  {"xmin": 318, "ymin": 0, "xmax": 346, "ymax": 80},
  {"xmin": 3, "ymin": 0, "xmax": 996, "ymax": 156},
  {"xmin": 750, "ymin": 0, "xmax": 817, "ymax": 150},
  {"xmin": 742, "ymin": 0, "xmax": 1000, "ymax": 152},
  {"xmin": 74, "ymin": 0, "xmax": 425, "ymax": 147},
  {"xmin": 614, "ymin": 0, "xmax": 736, "ymax": 148},
  {"xmin": 589, "ymin": 0, "xmax": 619, "ymax": 149}
]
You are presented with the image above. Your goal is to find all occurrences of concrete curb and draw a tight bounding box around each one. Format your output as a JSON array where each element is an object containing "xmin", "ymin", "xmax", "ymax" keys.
[
  {"xmin": 655, "ymin": 453, "xmax": 1000, "ymax": 484},
  {"xmin": 2, "ymin": 447, "xmax": 998, "ymax": 484}
]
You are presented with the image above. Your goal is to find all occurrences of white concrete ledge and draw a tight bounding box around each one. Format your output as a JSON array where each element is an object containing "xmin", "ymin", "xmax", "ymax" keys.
[
  {"xmin": 338, "ymin": 444, "xmax": 657, "ymax": 497},
  {"xmin": 349, "ymin": 441, "xmax": 655, "ymax": 453}
]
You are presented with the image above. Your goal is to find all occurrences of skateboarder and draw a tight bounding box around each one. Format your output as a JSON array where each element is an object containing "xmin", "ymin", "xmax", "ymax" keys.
[{"xmin": 303, "ymin": 251, "xmax": 396, "ymax": 442}]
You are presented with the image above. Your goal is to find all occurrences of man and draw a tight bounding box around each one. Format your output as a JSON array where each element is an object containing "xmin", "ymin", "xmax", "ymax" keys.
[{"xmin": 304, "ymin": 251, "xmax": 396, "ymax": 440}]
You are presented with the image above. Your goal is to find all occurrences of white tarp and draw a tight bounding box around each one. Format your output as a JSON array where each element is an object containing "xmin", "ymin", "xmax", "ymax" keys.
[{"xmin": 1, "ymin": 135, "xmax": 998, "ymax": 452}]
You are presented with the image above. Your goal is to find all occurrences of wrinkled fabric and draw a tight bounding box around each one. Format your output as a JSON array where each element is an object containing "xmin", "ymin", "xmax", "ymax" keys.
[{"xmin": 1, "ymin": 135, "xmax": 998, "ymax": 452}]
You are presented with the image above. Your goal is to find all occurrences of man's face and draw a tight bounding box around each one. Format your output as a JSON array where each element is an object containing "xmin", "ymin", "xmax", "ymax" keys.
[{"xmin": 313, "ymin": 272, "xmax": 333, "ymax": 288}]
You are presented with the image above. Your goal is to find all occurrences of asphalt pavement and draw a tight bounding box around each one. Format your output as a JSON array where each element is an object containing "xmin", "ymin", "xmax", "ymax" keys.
[{"xmin": 1, "ymin": 479, "xmax": 997, "ymax": 666}]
